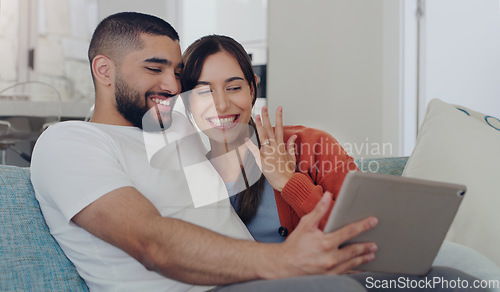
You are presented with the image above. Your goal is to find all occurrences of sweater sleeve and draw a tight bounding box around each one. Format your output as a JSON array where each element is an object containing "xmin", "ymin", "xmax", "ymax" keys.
[{"xmin": 278, "ymin": 126, "xmax": 358, "ymax": 230}]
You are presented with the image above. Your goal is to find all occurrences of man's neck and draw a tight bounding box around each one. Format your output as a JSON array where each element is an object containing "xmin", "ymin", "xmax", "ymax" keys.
[{"xmin": 89, "ymin": 95, "xmax": 134, "ymax": 127}]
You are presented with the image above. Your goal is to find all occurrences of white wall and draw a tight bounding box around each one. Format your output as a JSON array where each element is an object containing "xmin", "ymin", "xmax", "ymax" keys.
[
  {"xmin": 98, "ymin": 0, "xmax": 168, "ymax": 21},
  {"xmin": 34, "ymin": 0, "xmax": 97, "ymax": 102},
  {"xmin": 0, "ymin": 0, "xmax": 20, "ymax": 89},
  {"xmin": 268, "ymin": 0, "xmax": 401, "ymax": 158},
  {"xmin": 419, "ymin": 0, "xmax": 500, "ymax": 123},
  {"xmin": 179, "ymin": 0, "xmax": 267, "ymax": 55}
]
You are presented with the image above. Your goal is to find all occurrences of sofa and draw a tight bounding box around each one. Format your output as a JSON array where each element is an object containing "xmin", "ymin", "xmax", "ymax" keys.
[{"xmin": 0, "ymin": 157, "xmax": 408, "ymax": 290}]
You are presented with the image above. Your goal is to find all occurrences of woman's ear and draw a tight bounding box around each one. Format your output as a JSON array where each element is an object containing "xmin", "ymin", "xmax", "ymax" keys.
[{"xmin": 92, "ymin": 55, "xmax": 114, "ymax": 86}]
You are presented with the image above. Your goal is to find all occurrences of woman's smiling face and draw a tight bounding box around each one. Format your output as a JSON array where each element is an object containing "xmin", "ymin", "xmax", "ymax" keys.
[{"xmin": 188, "ymin": 50, "xmax": 255, "ymax": 146}]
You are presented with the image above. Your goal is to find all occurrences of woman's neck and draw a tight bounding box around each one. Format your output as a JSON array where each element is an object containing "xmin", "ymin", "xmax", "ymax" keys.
[{"xmin": 208, "ymin": 141, "xmax": 249, "ymax": 183}]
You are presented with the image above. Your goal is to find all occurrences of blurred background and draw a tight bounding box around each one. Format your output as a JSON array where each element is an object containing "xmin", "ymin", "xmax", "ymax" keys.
[{"xmin": 1, "ymin": 0, "xmax": 499, "ymax": 166}]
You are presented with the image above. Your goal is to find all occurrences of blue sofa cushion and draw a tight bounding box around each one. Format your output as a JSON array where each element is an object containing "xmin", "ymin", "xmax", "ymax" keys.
[
  {"xmin": 0, "ymin": 165, "xmax": 88, "ymax": 291},
  {"xmin": 355, "ymin": 157, "xmax": 409, "ymax": 176}
]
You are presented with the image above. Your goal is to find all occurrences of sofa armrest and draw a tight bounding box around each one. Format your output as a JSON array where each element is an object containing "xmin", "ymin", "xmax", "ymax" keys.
[{"xmin": 0, "ymin": 165, "xmax": 88, "ymax": 291}]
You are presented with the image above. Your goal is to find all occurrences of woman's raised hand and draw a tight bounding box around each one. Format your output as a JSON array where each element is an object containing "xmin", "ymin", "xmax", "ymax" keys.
[{"xmin": 246, "ymin": 106, "xmax": 297, "ymax": 192}]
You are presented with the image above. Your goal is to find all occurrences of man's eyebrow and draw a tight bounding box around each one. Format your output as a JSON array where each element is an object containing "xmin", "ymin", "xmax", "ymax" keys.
[
  {"xmin": 144, "ymin": 58, "xmax": 183, "ymax": 70},
  {"xmin": 144, "ymin": 57, "xmax": 172, "ymax": 66}
]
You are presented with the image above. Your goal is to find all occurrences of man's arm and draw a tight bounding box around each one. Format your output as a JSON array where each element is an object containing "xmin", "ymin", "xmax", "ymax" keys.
[{"xmin": 73, "ymin": 188, "xmax": 377, "ymax": 285}]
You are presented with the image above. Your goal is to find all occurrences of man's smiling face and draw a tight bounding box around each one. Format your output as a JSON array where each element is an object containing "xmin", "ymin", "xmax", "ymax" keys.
[{"xmin": 113, "ymin": 33, "xmax": 183, "ymax": 130}]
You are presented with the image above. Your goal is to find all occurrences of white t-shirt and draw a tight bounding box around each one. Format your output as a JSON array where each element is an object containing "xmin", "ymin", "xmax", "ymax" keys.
[{"xmin": 31, "ymin": 112, "xmax": 253, "ymax": 292}]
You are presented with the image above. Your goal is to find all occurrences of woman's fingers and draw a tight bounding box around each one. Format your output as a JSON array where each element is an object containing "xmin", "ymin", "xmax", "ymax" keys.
[
  {"xmin": 254, "ymin": 106, "xmax": 297, "ymax": 191},
  {"xmin": 287, "ymin": 135, "xmax": 297, "ymax": 158},
  {"xmin": 286, "ymin": 134, "xmax": 298, "ymax": 172},
  {"xmin": 261, "ymin": 106, "xmax": 276, "ymax": 142},
  {"xmin": 254, "ymin": 114, "xmax": 268, "ymax": 147},
  {"xmin": 275, "ymin": 106, "xmax": 284, "ymax": 144}
]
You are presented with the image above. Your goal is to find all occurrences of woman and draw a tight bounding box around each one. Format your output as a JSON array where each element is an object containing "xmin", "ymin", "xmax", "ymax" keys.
[
  {"xmin": 181, "ymin": 35, "xmax": 358, "ymax": 243},
  {"xmin": 180, "ymin": 35, "xmax": 500, "ymax": 283}
]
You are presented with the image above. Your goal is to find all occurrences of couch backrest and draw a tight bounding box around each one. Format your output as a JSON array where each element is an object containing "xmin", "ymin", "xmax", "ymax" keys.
[
  {"xmin": 354, "ymin": 157, "xmax": 409, "ymax": 176},
  {"xmin": 0, "ymin": 165, "xmax": 88, "ymax": 291}
]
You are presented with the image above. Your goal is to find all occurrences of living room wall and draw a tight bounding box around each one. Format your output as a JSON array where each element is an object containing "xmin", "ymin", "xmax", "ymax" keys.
[
  {"xmin": 267, "ymin": 0, "xmax": 399, "ymax": 158},
  {"xmin": 0, "ymin": 1, "xmax": 20, "ymax": 90},
  {"xmin": 0, "ymin": 0, "xmax": 97, "ymax": 102}
]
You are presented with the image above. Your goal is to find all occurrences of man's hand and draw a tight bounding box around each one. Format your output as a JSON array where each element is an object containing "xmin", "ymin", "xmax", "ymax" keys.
[{"xmin": 265, "ymin": 192, "xmax": 378, "ymax": 279}]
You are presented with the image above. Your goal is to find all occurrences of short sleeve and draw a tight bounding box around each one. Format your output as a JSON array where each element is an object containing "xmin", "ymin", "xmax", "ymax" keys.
[{"xmin": 31, "ymin": 122, "xmax": 134, "ymax": 222}]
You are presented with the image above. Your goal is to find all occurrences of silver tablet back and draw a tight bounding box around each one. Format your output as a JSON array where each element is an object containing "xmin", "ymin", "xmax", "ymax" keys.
[{"xmin": 324, "ymin": 171, "xmax": 466, "ymax": 275}]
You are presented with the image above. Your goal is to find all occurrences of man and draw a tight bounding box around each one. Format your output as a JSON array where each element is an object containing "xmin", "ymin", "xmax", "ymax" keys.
[{"xmin": 30, "ymin": 12, "xmax": 478, "ymax": 292}]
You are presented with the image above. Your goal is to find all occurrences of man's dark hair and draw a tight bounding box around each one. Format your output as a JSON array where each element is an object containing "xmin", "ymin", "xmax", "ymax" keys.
[{"xmin": 88, "ymin": 12, "xmax": 179, "ymax": 77}]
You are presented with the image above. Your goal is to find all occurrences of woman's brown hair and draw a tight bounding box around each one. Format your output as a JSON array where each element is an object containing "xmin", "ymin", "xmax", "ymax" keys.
[{"xmin": 181, "ymin": 35, "xmax": 265, "ymax": 223}]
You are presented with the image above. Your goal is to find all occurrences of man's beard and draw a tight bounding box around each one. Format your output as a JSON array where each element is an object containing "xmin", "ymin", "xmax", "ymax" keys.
[{"xmin": 115, "ymin": 75, "xmax": 174, "ymax": 131}]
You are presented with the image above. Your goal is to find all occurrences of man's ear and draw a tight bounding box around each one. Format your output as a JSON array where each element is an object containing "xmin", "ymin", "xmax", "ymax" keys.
[{"xmin": 92, "ymin": 55, "xmax": 114, "ymax": 86}]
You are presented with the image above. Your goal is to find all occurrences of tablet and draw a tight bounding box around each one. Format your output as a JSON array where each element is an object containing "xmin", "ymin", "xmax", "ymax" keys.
[{"xmin": 324, "ymin": 171, "xmax": 466, "ymax": 275}]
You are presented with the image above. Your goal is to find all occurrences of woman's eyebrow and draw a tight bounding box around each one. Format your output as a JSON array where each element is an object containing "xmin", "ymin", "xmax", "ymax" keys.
[
  {"xmin": 196, "ymin": 77, "xmax": 244, "ymax": 86},
  {"xmin": 225, "ymin": 77, "xmax": 244, "ymax": 83},
  {"xmin": 196, "ymin": 81, "xmax": 210, "ymax": 86}
]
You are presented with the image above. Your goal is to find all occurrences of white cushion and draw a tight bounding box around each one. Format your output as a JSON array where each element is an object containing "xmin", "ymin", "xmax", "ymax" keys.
[
  {"xmin": 455, "ymin": 104, "xmax": 500, "ymax": 131},
  {"xmin": 403, "ymin": 98, "xmax": 500, "ymax": 267}
]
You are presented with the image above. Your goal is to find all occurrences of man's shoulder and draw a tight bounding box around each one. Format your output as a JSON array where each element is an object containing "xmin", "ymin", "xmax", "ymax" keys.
[
  {"xmin": 33, "ymin": 121, "xmax": 134, "ymax": 165},
  {"xmin": 42, "ymin": 120, "xmax": 143, "ymax": 141},
  {"xmin": 42, "ymin": 120, "xmax": 108, "ymax": 134},
  {"xmin": 38, "ymin": 121, "xmax": 105, "ymax": 145},
  {"xmin": 44, "ymin": 120, "xmax": 87, "ymax": 131}
]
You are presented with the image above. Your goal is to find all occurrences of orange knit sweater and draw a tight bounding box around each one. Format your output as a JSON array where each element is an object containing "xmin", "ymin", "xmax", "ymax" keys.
[{"xmin": 274, "ymin": 126, "xmax": 358, "ymax": 235}]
